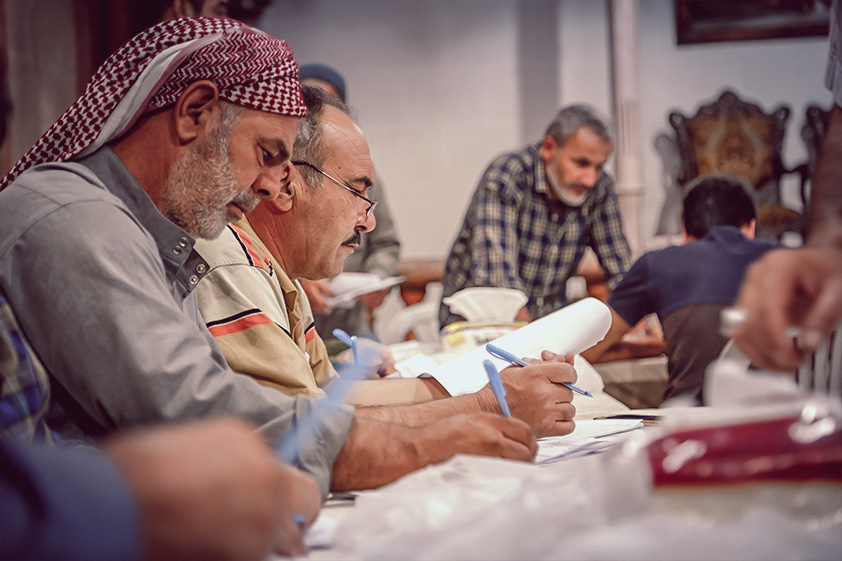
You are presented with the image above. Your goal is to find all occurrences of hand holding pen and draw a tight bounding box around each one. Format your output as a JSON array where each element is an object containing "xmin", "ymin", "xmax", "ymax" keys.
[
  {"xmin": 486, "ymin": 343, "xmax": 593, "ymax": 397},
  {"xmin": 482, "ymin": 360, "xmax": 511, "ymax": 417}
]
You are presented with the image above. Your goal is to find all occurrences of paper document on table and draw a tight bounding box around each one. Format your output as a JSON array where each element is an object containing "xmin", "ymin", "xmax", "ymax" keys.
[
  {"xmin": 427, "ymin": 298, "xmax": 612, "ymax": 396},
  {"xmin": 324, "ymin": 272, "xmax": 404, "ymax": 309},
  {"xmin": 535, "ymin": 419, "xmax": 643, "ymax": 465}
]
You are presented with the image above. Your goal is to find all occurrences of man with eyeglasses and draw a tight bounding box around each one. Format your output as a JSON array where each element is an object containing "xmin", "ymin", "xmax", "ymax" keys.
[{"xmin": 194, "ymin": 85, "xmax": 580, "ymax": 438}]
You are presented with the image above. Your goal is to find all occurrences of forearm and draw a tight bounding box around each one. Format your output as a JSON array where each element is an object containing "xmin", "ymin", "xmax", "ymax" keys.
[
  {"xmin": 330, "ymin": 410, "xmax": 537, "ymax": 491},
  {"xmin": 354, "ymin": 389, "xmax": 493, "ymax": 426},
  {"xmin": 345, "ymin": 378, "xmax": 448, "ymax": 407},
  {"xmin": 329, "ymin": 417, "xmax": 430, "ymax": 491},
  {"xmin": 581, "ymin": 308, "xmax": 633, "ymax": 363},
  {"xmin": 806, "ymin": 105, "xmax": 842, "ymax": 250},
  {"xmin": 591, "ymin": 190, "xmax": 633, "ymax": 290}
]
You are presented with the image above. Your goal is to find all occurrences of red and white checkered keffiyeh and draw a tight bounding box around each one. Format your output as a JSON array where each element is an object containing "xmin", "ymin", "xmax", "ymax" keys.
[{"xmin": 1, "ymin": 17, "xmax": 306, "ymax": 191}]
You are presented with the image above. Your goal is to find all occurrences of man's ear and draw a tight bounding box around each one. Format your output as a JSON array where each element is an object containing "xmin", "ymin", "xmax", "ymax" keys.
[
  {"xmin": 680, "ymin": 219, "xmax": 694, "ymax": 243},
  {"xmin": 269, "ymin": 179, "xmax": 296, "ymax": 212},
  {"xmin": 741, "ymin": 219, "xmax": 757, "ymax": 239},
  {"xmin": 173, "ymin": 80, "xmax": 220, "ymax": 144},
  {"xmin": 539, "ymin": 135, "xmax": 557, "ymax": 165},
  {"xmin": 171, "ymin": 0, "xmax": 197, "ymax": 17}
]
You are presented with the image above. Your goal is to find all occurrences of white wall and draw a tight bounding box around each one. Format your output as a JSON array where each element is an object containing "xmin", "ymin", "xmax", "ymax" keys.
[
  {"xmin": 258, "ymin": 0, "xmax": 832, "ymax": 260},
  {"xmin": 262, "ymin": 0, "xmax": 543, "ymax": 259}
]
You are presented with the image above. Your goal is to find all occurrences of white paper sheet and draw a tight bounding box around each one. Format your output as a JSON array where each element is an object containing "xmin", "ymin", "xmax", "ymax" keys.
[
  {"xmin": 324, "ymin": 272, "xmax": 404, "ymax": 309},
  {"xmin": 426, "ymin": 298, "xmax": 612, "ymax": 395},
  {"xmin": 535, "ymin": 419, "xmax": 643, "ymax": 464}
]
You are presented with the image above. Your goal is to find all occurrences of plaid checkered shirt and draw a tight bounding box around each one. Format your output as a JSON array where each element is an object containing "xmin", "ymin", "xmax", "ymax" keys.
[
  {"xmin": 439, "ymin": 143, "xmax": 631, "ymax": 326},
  {"xmin": 0, "ymin": 293, "xmax": 53, "ymax": 443}
]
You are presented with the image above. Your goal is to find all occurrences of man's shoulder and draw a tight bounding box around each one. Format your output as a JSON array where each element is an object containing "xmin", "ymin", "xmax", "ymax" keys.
[
  {"xmin": 0, "ymin": 161, "xmax": 117, "ymax": 209},
  {"xmin": 478, "ymin": 144, "xmax": 542, "ymax": 198},
  {"xmin": 485, "ymin": 144, "xmax": 540, "ymax": 174},
  {"xmin": 195, "ymin": 222, "xmax": 276, "ymax": 278},
  {"xmin": 0, "ymin": 162, "xmax": 135, "ymax": 253},
  {"xmin": 639, "ymin": 243, "xmax": 695, "ymax": 266}
]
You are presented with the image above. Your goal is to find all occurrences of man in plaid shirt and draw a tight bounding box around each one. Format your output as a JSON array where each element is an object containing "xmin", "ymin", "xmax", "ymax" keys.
[
  {"xmin": 0, "ymin": 292, "xmax": 53, "ymax": 444},
  {"xmin": 439, "ymin": 104, "xmax": 631, "ymax": 326}
]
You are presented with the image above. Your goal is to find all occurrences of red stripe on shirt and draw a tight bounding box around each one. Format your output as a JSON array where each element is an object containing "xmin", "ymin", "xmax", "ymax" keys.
[
  {"xmin": 231, "ymin": 224, "xmax": 270, "ymax": 271},
  {"xmin": 305, "ymin": 326, "xmax": 316, "ymax": 343},
  {"xmin": 208, "ymin": 312, "xmax": 274, "ymax": 337}
]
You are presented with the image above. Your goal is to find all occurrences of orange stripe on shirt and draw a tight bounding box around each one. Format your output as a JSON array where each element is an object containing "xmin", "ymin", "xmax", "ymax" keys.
[
  {"xmin": 208, "ymin": 313, "xmax": 274, "ymax": 337},
  {"xmin": 305, "ymin": 326, "xmax": 316, "ymax": 343},
  {"xmin": 231, "ymin": 224, "xmax": 271, "ymax": 271}
]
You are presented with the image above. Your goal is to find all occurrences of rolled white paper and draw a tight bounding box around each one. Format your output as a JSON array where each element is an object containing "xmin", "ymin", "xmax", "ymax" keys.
[{"xmin": 427, "ymin": 297, "xmax": 612, "ymax": 396}]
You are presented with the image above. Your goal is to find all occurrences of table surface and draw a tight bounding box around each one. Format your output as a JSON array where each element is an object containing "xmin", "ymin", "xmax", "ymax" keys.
[{"xmin": 285, "ymin": 406, "xmax": 841, "ymax": 561}]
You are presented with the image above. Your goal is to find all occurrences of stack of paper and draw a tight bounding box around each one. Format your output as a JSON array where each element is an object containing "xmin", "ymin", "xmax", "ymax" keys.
[{"xmin": 535, "ymin": 419, "xmax": 643, "ymax": 465}]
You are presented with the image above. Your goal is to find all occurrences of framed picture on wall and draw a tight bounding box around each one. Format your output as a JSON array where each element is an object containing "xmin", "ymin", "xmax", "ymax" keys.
[{"xmin": 674, "ymin": 0, "xmax": 832, "ymax": 45}]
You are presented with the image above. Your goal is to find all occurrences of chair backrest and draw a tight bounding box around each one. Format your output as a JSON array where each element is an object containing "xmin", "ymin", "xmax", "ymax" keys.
[
  {"xmin": 669, "ymin": 89, "xmax": 801, "ymax": 240},
  {"xmin": 669, "ymin": 89, "xmax": 791, "ymax": 197},
  {"xmin": 376, "ymin": 282, "xmax": 444, "ymax": 346}
]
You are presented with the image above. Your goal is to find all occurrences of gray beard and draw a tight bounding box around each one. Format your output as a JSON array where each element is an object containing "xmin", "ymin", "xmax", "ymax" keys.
[
  {"xmin": 546, "ymin": 167, "xmax": 586, "ymax": 208},
  {"xmin": 160, "ymin": 122, "xmax": 248, "ymax": 239}
]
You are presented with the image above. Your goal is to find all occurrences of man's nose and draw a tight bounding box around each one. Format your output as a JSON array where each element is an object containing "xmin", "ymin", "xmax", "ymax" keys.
[
  {"xmin": 254, "ymin": 162, "xmax": 293, "ymax": 200},
  {"xmin": 580, "ymin": 167, "xmax": 598, "ymax": 188},
  {"xmin": 357, "ymin": 209, "xmax": 376, "ymax": 233}
]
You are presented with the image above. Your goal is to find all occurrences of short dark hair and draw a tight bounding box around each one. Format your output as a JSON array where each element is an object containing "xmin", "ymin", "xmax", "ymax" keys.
[
  {"xmin": 682, "ymin": 174, "xmax": 757, "ymax": 239},
  {"xmin": 293, "ymin": 85, "xmax": 356, "ymax": 187}
]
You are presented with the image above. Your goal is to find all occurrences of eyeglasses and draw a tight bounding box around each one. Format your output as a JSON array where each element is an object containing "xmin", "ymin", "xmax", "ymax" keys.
[{"xmin": 292, "ymin": 160, "xmax": 378, "ymax": 219}]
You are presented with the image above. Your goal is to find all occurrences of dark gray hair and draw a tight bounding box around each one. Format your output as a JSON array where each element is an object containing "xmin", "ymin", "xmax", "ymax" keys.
[
  {"xmin": 293, "ymin": 85, "xmax": 357, "ymax": 188},
  {"xmin": 544, "ymin": 104, "xmax": 613, "ymax": 147}
]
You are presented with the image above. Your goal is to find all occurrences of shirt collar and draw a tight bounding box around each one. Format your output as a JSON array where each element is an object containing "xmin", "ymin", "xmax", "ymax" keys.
[
  {"xmin": 76, "ymin": 147, "xmax": 210, "ymax": 293},
  {"xmin": 703, "ymin": 225, "xmax": 747, "ymax": 242}
]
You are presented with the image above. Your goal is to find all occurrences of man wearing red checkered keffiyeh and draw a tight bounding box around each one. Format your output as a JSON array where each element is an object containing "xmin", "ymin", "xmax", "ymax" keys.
[
  {"xmin": 1, "ymin": 16, "xmax": 305, "ymax": 192},
  {"xmin": 0, "ymin": 16, "xmax": 359, "ymax": 495},
  {"xmin": 0, "ymin": 16, "xmax": 542, "ymax": 508}
]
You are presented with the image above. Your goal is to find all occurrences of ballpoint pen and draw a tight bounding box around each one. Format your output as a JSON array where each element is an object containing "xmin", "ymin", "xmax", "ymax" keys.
[
  {"xmin": 482, "ymin": 359, "xmax": 511, "ymax": 417},
  {"xmin": 485, "ymin": 343, "xmax": 593, "ymax": 397},
  {"xmin": 332, "ymin": 328, "xmax": 359, "ymax": 365}
]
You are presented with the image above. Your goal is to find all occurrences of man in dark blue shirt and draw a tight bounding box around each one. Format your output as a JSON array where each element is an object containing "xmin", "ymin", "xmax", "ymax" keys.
[{"xmin": 582, "ymin": 175, "xmax": 779, "ymax": 405}]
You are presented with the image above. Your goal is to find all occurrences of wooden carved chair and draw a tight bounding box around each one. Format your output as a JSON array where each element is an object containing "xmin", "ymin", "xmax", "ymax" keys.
[{"xmin": 669, "ymin": 90, "xmax": 804, "ymax": 240}]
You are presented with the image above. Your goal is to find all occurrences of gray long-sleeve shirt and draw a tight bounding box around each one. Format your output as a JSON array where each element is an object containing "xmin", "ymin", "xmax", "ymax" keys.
[{"xmin": 0, "ymin": 147, "xmax": 353, "ymax": 495}]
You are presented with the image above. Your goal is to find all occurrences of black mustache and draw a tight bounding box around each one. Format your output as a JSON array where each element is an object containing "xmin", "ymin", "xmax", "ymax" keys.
[{"xmin": 343, "ymin": 230, "xmax": 362, "ymax": 246}]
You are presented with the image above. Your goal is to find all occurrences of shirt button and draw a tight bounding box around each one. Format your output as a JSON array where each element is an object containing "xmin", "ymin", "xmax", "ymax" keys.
[
  {"xmin": 196, "ymin": 263, "xmax": 207, "ymax": 274},
  {"xmin": 189, "ymin": 275, "xmax": 199, "ymax": 285},
  {"xmin": 173, "ymin": 247, "xmax": 183, "ymax": 255},
  {"xmin": 179, "ymin": 238, "xmax": 189, "ymax": 248}
]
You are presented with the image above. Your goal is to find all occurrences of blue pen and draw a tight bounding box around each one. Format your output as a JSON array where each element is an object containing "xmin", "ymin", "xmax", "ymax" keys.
[
  {"xmin": 351, "ymin": 335, "xmax": 359, "ymax": 365},
  {"xmin": 485, "ymin": 343, "xmax": 593, "ymax": 397},
  {"xmin": 482, "ymin": 359, "xmax": 511, "ymax": 417},
  {"xmin": 332, "ymin": 328, "xmax": 359, "ymax": 365}
]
